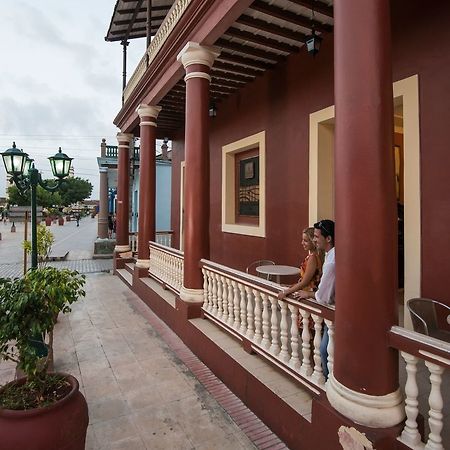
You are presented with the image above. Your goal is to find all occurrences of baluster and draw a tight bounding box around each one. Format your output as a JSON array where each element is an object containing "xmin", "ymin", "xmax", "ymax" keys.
[
  {"xmin": 205, "ymin": 270, "xmax": 213, "ymax": 312},
  {"xmin": 424, "ymin": 361, "xmax": 444, "ymax": 450},
  {"xmin": 177, "ymin": 258, "xmax": 182, "ymax": 291},
  {"xmin": 299, "ymin": 309, "xmax": 313, "ymax": 377},
  {"xmin": 288, "ymin": 304, "xmax": 301, "ymax": 370},
  {"xmin": 216, "ymin": 274, "xmax": 224, "ymax": 319},
  {"xmin": 399, "ymin": 352, "xmax": 422, "ymax": 447},
  {"xmin": 163, "ymin": 253, "xmax": 169, "ymax": 283},
  {"xmin": 269, "ymin": 296, "xmax": 281, "ymax": 355},
  {"xmin": 232, "ymin": 280, "xmax": 241, "ymax": 331},
  {"xmin": 202, "ymin": 268, "xmax": 209, "ymax": 310},
  {"xmin": 311, "ymin": 314, "xmax": 325, "ymax": 385},
  {"xmin": 211, "ymin": 272, "xmax": 218, "ymax": 316},
  {"xmin": 261, "ymin": 293, "xmax": 271, "ymax": 349},
  {"xmin": 325, "ymin": 319, "xmax": 335, "ymax": 376},
  {"xmin": 239, "ymin": 283, "xmax": 247, "ymax": 335},
  {"xmin": 245, "ymin": 285, "xmax": 254, "ymax": 339},
  {"xmin": 227, "ymin": 278, "xmax": 234, "ymax": 326},
  {"xmin": 253, "ymin": 289, "xmax": 263, "ymax": 344},
  {"xmin": 168, "ymin": 255, "xmax": 174, "ymax": 288},
  {"xmin": 221, "ymin": 276, "xmax": 229, "ymax": 323},
  {"xmin": 279, "ymin": 301, "xmax": 290, "ymax": 363},
  {"xmin": 154, "ymin": 249, "xmax": 160, "ymax": 278}
]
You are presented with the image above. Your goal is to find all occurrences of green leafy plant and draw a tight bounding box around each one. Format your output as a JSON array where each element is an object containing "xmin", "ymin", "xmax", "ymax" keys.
[
  {"xmin": 23, "ymin": 224, "xmax": 54, "ymax": 267},
  {"xmin": 0, "ymin": 268, "xmax": 85, "ymax": 409}
]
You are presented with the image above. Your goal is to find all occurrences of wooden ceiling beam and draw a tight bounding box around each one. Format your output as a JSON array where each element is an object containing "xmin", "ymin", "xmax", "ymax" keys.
[
  {"xmin": 116, "ymin": 5, "xmax": 169, "ymax": 15},
  {"xmin": 213, "ymin": 71, "xmax": 255, "ymax": 84},
  {"xmin": 110, "ymin": 26, "xmax": 158, "ymax": 35},
  {"xmin": 210, "ymin": 77, "xmax": 244, "ymax": 89},
  {"xmin": 249, "ymin": 0, "xmax": 333, "ymax": 33},
  {"xmin": 236, "ymin": 15, "xmax": 308, "ymax": 43},
  {"xmin": 216, "ymin": 38, "xmax": 285, "ymax": 62},
  {"xmin": 217, "ymin": 52, "xmax": 273, "ymax": 71},
  {"xmin": 113, "ymin": 15, "xmax": 165, "ymax": 26},
  {"xmin": 122, "ymin": 0, "xmax": 145, "ymax": 43},
  {"xmin": 287, "ymin": 0, "xmax": 334, "ymax": 18},
  {"xmin": 225, "ymin": 27, "xmax": 298, "ymax": 53},
  {"xmin": 213, "ymin": 61, "xmax": 259, "ymax": 78}
]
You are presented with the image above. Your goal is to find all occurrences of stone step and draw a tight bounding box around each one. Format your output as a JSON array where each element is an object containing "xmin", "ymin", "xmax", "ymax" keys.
[{"xmin": 116, "ymin": 268, "xmax": 132, "ymax": 287}]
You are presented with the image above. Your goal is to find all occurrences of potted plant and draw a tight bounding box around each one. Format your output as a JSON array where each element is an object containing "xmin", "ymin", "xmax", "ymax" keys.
[
  {"xmin": 23, "ymin": 223, "xmax": 54, "ymax": 267},
  {"xmin": 0, "ymin": 268, "xmax": 88, "ymax": 450}
]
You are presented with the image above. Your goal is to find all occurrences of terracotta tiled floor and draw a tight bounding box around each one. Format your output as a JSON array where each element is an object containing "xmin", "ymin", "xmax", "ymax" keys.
[{"xmin": 45, "ymin": 272, "xmax": 262, "ymax": 449}]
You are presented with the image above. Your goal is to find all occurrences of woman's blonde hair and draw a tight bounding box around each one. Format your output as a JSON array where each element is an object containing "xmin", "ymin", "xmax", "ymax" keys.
[{"xmin": 302, "ymin": 227, "xmax": 324, "ymax": 263}]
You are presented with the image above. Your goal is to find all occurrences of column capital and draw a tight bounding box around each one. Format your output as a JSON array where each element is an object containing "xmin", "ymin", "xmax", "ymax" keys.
[
  {"xmin": 136, "ymin": 104, "xmax": 162, "ymax": 122},
  {"xmin": 116, "ymin": 132, "xmax": 133, "ymax": 145},
  {"xmin": 177, "ymin": 42, "xmax": 220, "ymax": 70},
  {"xmin": 99, "ymin": 167, "xmax": 108, "ymax": 173}
]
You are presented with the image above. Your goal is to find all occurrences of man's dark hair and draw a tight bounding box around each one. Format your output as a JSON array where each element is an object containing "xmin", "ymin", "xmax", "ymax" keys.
[{"xmin": 314, "ymin": 219, "xmax": 335, "ymax": 243}]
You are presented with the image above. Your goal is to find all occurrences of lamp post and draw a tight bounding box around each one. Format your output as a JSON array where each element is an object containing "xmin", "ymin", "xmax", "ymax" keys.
[{"xmin": 1, "ymin": 142, "xmax": 73, "ymax": 269}]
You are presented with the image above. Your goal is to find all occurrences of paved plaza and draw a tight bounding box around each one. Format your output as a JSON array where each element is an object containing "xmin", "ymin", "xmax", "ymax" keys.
[
  {"xmin": 0, "ymin": 216, "xmax": 112, "ymax": 277},
  {"xmin": 0, "ymin": 217, "xmax": 285, "ymax": 449}
]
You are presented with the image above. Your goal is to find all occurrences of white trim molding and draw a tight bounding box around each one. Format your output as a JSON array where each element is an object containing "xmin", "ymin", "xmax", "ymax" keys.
[
  {"xmin": 184, "ymin": 72, "xmax": 211, "ymax": 82},
  {"xmin": 177, "ymin": 41, "xmax": 220, "ymax": 69},
  {"xmin": 308, "ymin": 75, "xmax": 421, "ymax": 329},
  {"xmin": 99, "ymin": 167, "xmax": 108, "ymax": 173},
  {"xmin": 135, "ymin": 259, "xmax": 150, "ymax": 269},
  {"xmin": 115, "ymin": 245, "xmax": 131, "ymax": 253},
  {"xmin": 221, "ymin": 131, "xmax": 266, "ymax": 238},
  {"xmin": 180, "ymin": 286, "xmax": 204, "ymax": 303},
  {"xmin": 327, "ymin": 373, "xmax": 405, "ymax": 428}
]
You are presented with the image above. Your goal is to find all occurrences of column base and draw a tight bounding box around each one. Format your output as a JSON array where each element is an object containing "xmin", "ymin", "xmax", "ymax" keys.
[
  {"xmin": 326, "ymin": 373, "xmax": 405, "ymax": 428},
  {"xmin": 135, "ymin": 259, "xmax": 150, "ymax": 269},
  {"xmin": 115, "ymin": 245, "xmax": 131, "ymax": 253},
  {"xmin": 179, "ymin": 286, "xmax": 204, "ymax": 303}
]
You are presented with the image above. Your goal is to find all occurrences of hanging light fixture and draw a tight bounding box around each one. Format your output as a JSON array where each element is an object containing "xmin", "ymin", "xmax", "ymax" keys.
[
  {"xmin": 209, "ymin": 102, "xmax": 217, "ymax": 118},
  {"xmin": 306, "ymin": 1, "xmax": 322, "ymax": 57}
]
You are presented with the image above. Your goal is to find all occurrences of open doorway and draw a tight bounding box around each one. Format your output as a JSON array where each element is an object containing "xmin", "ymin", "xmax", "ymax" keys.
[{"xmin": 309, "ymin": 75, "xmax": 421, "ymax": 328}]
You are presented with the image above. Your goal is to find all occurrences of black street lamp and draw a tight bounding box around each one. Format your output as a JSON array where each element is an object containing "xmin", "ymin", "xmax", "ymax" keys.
[{"xmin": 1, "ymin": 143, "xmax": 73, "ymax": 269}]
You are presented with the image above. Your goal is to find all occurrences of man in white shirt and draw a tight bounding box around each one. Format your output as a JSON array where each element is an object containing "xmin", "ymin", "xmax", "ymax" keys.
[{"xmin": 298, "ymin": 219, "xmax": 335, "ymax": 378}]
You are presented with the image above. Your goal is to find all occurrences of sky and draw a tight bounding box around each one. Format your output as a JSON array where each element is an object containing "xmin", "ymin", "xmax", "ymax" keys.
[{"xmin": 0, "ymin": 0, "xmax": 149, "ymax": 199}]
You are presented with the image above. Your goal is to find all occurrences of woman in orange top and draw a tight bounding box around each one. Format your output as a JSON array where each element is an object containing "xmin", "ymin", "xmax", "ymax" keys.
[{"xmin": 278, "ymin": 227, "xmax": 323, "ymax": 300}]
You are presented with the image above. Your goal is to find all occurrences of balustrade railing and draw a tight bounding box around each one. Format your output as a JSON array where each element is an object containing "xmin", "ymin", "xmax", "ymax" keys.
[
  {"xmin": 106, "ymin": 145, "xmax": 118, "ymax": 158},
  {"xmin": 389, "ymin": 326, "xmax": 449, "ymax": 449},
  {"xmin": 155, "ymin": 230, "xmax": 173, "ymax": 247},
  {"xmin": 129, "ymin": 232, "xmax": 138, "ymax": 254},
  {"xmin": 149, "ymin": 241, "xmax": 184, "ymax": 294},
  {"xmin": 200, "ymin": 259, "xmax": 335, "ymax": 393},
  {"xmin": 123, "ymin": 0, "xmax": 193, "ymax": 102}
]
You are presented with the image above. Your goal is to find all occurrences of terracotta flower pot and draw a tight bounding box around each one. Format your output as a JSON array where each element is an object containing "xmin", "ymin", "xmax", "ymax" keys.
[
  {"xmin": 58, "ymin": 217, "xmax": 64, "ymax": 226},
  {"xmin": 0, "ymin": 373, "xmax": 89, "ymax": 450},
  {"xmin": 45, "ymin": 217, "xmax": 52, "ymax": 226}
]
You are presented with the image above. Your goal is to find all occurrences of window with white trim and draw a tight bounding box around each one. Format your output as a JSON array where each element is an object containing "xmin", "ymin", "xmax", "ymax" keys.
[{"xmin": 222, "ymin": 131, "xmax": 265, "ymax": 237}]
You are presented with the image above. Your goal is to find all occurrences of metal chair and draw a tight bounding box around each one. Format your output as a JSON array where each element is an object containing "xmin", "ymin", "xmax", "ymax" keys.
[
  {"xmin": 406, "ymin": 297, "xmax": 450, "ymax": 342},
  {"xmin": 246, "ymin": 260, "xmax": 275, "ymax": 280}
]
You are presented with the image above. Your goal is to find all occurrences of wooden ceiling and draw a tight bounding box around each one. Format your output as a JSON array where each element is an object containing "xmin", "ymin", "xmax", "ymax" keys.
[
  {"xmin": 158, "ymin": 0, "xmax": 334, "ymax": 136},
  {"xmin": 107, "ymin": 0, "xmax": 334, "ymax": 136},
  {"xmin": 105, "ymin": 0, "xmax": 174, "ymax": 42}
]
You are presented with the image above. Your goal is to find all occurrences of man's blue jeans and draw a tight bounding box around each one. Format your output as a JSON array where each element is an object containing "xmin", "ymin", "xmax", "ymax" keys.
[{"xmin": 320, "ymin": 323, "xmax": 329, "ymax": 379}]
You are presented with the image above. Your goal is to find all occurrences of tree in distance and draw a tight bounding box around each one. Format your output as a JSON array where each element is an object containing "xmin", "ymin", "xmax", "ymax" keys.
[{"xmin": 7, "ymin": 177, "xmax": 93, "ymax": 208}]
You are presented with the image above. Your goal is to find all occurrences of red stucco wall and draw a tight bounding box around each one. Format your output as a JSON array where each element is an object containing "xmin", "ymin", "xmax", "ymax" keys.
[{"xmin": 170, "ymin": 1, "xmax": 450, "ymax": 305}]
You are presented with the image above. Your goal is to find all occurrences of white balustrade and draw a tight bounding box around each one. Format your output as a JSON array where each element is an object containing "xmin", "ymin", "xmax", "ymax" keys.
[
  {"xmin": 201, "ymin": 261, "xmax": 335, "ymax": 390},
  {"xmin": 148, "ymin": 242, "xmax": 183, "ymax": 294},
  {"xmin": 393, "ymin": 327, "xmax": 449, "ymax": 449}
]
